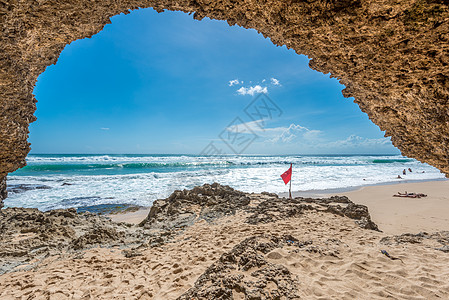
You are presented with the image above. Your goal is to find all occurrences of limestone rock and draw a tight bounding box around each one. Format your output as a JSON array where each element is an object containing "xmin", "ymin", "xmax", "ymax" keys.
[
  {"xmin": 0, "ymin": 207, "xmax": 139, "ymax": 274},
  {"xmin": 140, "ymin": 182, "xmax": 250, "ymax": 229},
  {"xmin": 246, "ymin": 194, "xmax": 380, "ymax": 231}
]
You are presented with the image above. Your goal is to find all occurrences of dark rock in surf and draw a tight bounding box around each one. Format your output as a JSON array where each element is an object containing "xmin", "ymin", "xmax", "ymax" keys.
[{"xmin": 6, "ymin": 184, "xmax": 52, "ymax": 194}]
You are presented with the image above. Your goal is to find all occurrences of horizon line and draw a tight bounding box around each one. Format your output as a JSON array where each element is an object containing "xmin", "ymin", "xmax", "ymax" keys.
[{"xmin": 27, "ymin": 153, "xmax": 403, "ymax": 156}]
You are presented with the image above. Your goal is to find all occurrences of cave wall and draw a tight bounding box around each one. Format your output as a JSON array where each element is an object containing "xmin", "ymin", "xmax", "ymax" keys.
[
  {"xmin": 1, "ymin": 0, "xmax": 448, "ymax": 206},
  {"xmin": 0, "ymin": 176, "xmax": 6, "ymax": 208}
]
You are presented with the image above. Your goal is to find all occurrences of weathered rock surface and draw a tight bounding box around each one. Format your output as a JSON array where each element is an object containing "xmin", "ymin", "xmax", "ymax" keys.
[
  {"xmin": 139, "ymin": 182, "xmax": 250, "ymax": 230},
  {"xmin": 1, "ymin": 0, "xmax": 449, "ymax": 208},
  {"xmin": 0, "ymin": 207, "xmax": 155, "ymax": 274},
  {"xmin": 140, "ymin": 183, "xmax": 379, "ymax": 231},
  {"xmin": 1, "ymin": 184, "xmax": 448, "ymax": 298},
  {"xmin": 246, "ymin": 194, "xmax": 380, "ymax": 231}
]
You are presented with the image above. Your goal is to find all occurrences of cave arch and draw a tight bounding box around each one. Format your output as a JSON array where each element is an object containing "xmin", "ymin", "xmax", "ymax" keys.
[{"xmin": 1, "ymin": 0, "xmax": 448, "ymax": 207}]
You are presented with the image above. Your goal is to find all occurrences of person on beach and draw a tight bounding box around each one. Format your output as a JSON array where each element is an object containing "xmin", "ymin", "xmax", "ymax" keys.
[
  {"xmin": 403, "ymin": 169, "xmax": 406, "ymax": 175},
  {"xmin": 394, "ymin": 191, "xmax": 427, "ymax": 198},
  {"xmin": 408, "ymin": 168, "xmax": 412, "ymax": 172}
]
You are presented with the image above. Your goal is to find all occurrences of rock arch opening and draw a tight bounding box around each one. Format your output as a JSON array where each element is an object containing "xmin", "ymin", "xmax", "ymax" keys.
[{"xmin": 1, "ymin": 0, "xmax": 449, "ymax": 207}]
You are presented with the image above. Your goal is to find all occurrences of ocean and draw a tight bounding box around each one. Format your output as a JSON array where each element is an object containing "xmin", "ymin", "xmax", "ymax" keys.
[{"xmin": 4, "ymin": 154, "xmax": 445, "ymax": 211}]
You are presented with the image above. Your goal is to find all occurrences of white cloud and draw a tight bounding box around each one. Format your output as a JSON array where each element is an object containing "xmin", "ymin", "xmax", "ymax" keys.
[
  {"xmin": 224, "ymin": 120, "xmax": 392, "ymax": 150},
  {"xmin": 223, "ymin": 119, "xmax": 395, "ymax": 154},
  {"xmin": 271, "ymin": 78, "xmax": 280, "ymax": 86},
  {"xmin": 230, "ymin": 78, "xmax": 280, "ymax": 95},
  {"xmin": 225, "ymin": 120, "xmax": 321, "ymax": 144},
  {"xmin": 100, "ymin": 128, "xmax": 110, "ymax": 131},
  {"xmin": 228, "ymin": 79, "xmax": 240, "ymax": 86},
  {"xmin": 236, "ymin": 85, "xmax": 268, "ymax": 96},
  {"xmin": 328, "ymin": 135, "xmax": 391, "ymax": 148},
  {"xmin": 268, "ymin": 124, "xmax": 320, "ymax": 143}
]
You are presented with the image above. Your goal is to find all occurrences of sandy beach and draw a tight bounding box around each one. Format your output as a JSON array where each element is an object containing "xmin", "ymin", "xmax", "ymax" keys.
[
  {"xmin": 1, "ymin": 182, "xmax": 448, "ymax": 299},
  {"xmin": 290, "ymin": 179, "xmax": 449, "ymax": 235},
  {"xmin": 326, "ymin": 180, "xmax": 449, "ymax": 235}
]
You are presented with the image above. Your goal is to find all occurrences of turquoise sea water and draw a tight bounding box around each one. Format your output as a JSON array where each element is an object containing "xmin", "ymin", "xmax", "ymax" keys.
[{"xmin": 5, "ymin": 154, "xmax": 445, "ymax": 211}]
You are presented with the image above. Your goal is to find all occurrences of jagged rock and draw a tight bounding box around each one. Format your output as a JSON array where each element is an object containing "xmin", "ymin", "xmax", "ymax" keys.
[
  {"xmin": 381, "ymin": 232, "xmax": 429, "ymax": 244},
  {"xmin": 178, "ymin": 235, "xmax": 300, "ymax": 300},
  {"xmin": 122, "ymin": 248, "xmax": 143, "ymax": 258},
  {"xmin": 141, "ymin": 184, "xmax": 379, "ymax": 232},
  {"xmin": 245, "ymin": 197, "xmax": 306, "ymax": 225},
  {"xmin": 0, "ymin": 207, "xmax": 145, "ymax": 274},
  {"xmin": 1, "ymin": 1, "xmax": 449, "ymax": 211},
  {"xmin": 246, "ymin": 194, "xmax": 379, "ymax": 231},
  {"xmin": 261, "ymin": 192, "xmax": 279, "ymax": 198},
  {"xmin": 325, "ymin": 201, "xmax": 380, "ymax": 231},
  {"xmin": 140, "ymin": 183, "xmax": 250, "ymax": 229},
  {"xmin": 140, "ymin": 184, "xmax": 379, "ymax": 231},
  {"xmin": 71, "ymin": 227, "xmax": 125, "ymax": 250},
  {"xmin": 437, "ymin": 245, "xmax": 449, "ymax": 253}
]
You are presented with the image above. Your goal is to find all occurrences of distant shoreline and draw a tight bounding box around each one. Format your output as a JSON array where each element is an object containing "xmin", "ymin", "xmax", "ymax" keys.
[{"xmin": 280, "ymin": 177, "xmax": 448, "ymax": 198}]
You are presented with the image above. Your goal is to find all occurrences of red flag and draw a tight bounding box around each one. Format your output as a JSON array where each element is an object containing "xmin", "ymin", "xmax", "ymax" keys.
[{"xmin": 280, "ymin": 164, "xmax": 292, "ymax": 185}]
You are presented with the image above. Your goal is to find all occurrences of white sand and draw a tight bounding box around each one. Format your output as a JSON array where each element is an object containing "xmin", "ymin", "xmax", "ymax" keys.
[{"xmin": 319, "ymin": 180, "xmax": 449, "ymax": 234}]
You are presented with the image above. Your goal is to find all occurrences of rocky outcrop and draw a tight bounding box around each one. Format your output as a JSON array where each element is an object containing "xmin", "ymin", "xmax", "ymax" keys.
[
  {"xmin": 140, "ymin": 183, "xmax": 379, "ymax": 231},
  {"xmin": 0, "ymin": 207, "xmax": 143, "ymax": 274},
  {"xmin": 0, "ymin": 1, "xmax": 449, "ymax": 209},
  {"xmin": 139, "ymin": 182, "xmax": 250, "ymax": 230},
  {"xmin": 7, "ymin": 183, "xmax": 51, "ymax": 194},
  {"xmin": 246, "ymin": 194, "xmax": 380, "ymax": 231}
]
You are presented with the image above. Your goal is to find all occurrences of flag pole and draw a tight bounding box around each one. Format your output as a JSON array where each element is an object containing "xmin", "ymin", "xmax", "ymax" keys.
[{"xmin": 289, "ymin": 163, "xmax": 292, "ymax": 199}]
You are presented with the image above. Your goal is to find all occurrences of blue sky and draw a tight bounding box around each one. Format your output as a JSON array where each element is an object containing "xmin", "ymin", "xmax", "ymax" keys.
[{"xmin": 31, "ymin": 8, "xmax": 399, "ymax": 155}]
